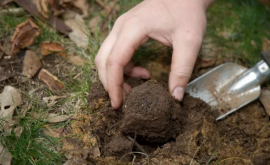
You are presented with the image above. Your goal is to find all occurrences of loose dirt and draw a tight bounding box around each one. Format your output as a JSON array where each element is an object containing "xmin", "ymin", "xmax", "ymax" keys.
[
  {"xmin": 61, "ymin": 52, "xmax": 270, "ymax": 165},
  {"xmin": 63, "ymin": 74, "xmax": 270, "ymax": 164}
]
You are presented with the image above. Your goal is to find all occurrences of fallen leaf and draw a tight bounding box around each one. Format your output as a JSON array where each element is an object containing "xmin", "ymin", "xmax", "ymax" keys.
[
  {"xmin": 43, "ymin": 125, "xmax": 61, "ymax": 138},
  {"xmin": 260, "ymin": 88, "xmax": 270, "ymax": 116},
  {"xmin": 48, "ymin": 0, "xmax": 65, "ymax": 16},
  {"xmin": 18, "ymin": 102, "xmax": 32, "ymax": 118},
  {"xmin": 14, "ymin": 0, "xmax": 72, "ymax": 35},
  {"xmin": 46, "ymin": 113, "xmax": 73, "ymax": 123},
  {"xmin": 10, "ymin": 19, "xmax": 41, "ymax": 56},
  {"xmin": 0, "ymin": 39, "xmax": 11, "ymax": 56},
  {"xmin": 73, "ymin": 0, "xmax": 89, "ymax": 18},
  {"xmin": 39, "ymin": 42, "xmax": 66, "ymax": 57},
  {"xmin": 43, "ymin": 95, "xmax": 66, "ymax": 107},
  {"xmin": 34, "ymin": 0, "xmax": 49, "ymax": 18},
  {"xmin": 38, "ymin": 69, "xmax": 65, "ymax": 93},
  {"xmin": 89, "ymin": 16, "xmax": 100, "ymax": 32},
  {"xmin": 64, "ymin": 11, "xmax": 88, "ymax": 48},
  {"xmin": 0, "ymin": 86, "xmax": 22, "ymax": 135},
  {"xmin": 65, "ymin": 54, "xmax": 84, "ymax": 66},
  {"xmin": 0, "ymin": 143, "xmax": 12, "ymax": 165},
  {"xmin": 0, "ymin": 86, "xmax": 22, "ymax": 119},
  {"xmin": 1, "ymin": 0, "xmax": 14, "ymax": 6},
  {"xmin": 0, "ymin": 67, "xmax": 13, "ymax": 82},
  {"xmin": 22, "ymin": 50, "xmax": 42, "ymax": 81},
  {"xmin": 63, "ymin": 160, "xmax": 74, "ymax": 165},
  {"xmin": 14, "ymin": 126, "xmax": 23, "ymax": 137},
  {"xmin": 31, "ymin": 112, "xmax": 73, "ymax": 123},
  {"xmin": 199, "ymin": 57, "xmax": 216, "ymax": 68},
  {"xmin": 197, "ymin": 38, "xmax": 218, "ymax": 69},
  {"xmin": 92, "ymin": 147, "xmax": 101, "ymax": 157},
  {"xmin": 100, "ymin": 0, "xmax": 118, "ymax": 17},
  {"xmin": 262, "ymin": 38, "xmax": 270, "ymax": 52}
]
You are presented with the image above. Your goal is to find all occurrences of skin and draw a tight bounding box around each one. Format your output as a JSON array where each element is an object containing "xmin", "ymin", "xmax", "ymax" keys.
[{"xmin": 95, "ymin": 0, "xmax": 215, "ymax": 109}]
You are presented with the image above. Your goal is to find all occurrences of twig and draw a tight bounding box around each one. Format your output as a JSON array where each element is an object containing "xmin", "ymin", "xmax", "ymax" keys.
[
  {"xmin": 120, "ymin": 152, "xmax": 150, "ymax": 165},
  {"xmin": 131, "ymin": 155, "xmax": 136, "ymax": 165},
  {"xmin": 127, "ymin": 135, "xmax": 147, "ymax": 154}
]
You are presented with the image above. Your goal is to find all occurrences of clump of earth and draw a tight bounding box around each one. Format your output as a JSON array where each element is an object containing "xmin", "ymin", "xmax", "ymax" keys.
[{"xmin": 63, "ymin": 79, "xmax": 270, "ymax": 165}]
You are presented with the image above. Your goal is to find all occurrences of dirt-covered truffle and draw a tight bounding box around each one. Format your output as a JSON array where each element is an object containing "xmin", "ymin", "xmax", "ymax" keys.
[{"xmin": 120, "ymin": 80, "xmax": 182, "ymax": 143}]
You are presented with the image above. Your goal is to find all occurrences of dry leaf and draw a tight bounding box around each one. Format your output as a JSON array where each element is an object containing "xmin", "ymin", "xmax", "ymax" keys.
[
  {"xmin": 48, "ymin": 0, "xmax": 65, "ymax": 16},
  {"xmin": 64, "ymin": 11, "xmax": 88, "ymax": 48},
  {"xmin": 22, "ymin": 50, "xmax": 42, "ymax": 81},
  {"xmin": 38, "ymin": 69, "xmax": 65, "ymax": 93},
  {"xmin": 39, "ymin": 42, "xmax": 66, "ymax": 57},
  {"xmin": 43, "ymin": 125, "xmax": 61, "ymax": 138},
  {"xmin": 0, "ymin": 86, "xmax": 22, "ymax": 135},
  {"xmin": 0, "ymin": 67, "xmax": 14, "ymax": 82},
  {"xmin": 43, "ymin": 95, "xmax": 66, "ymax": 107},
  {"xmin": 73, "ymin": 0, "xmax": 89, "ymax": 18},
  {"xmin": 0, "ymin": 86, "xmax": 22, "ymax": 119},
  {"xmin": 10, "ymin": 19, "xmax": 41, "ymax": 56},
  {"xmin": 65, "ymin": 54, "xmax": 84, "ymax": 66},
  {"xmin": 14, "ymin": 126, "xmax": 23, "ymax": 137},
  {"xmin": 0, "ymin": 39, "xmax": 11, "ymax": 56},
  {"xmin": 0, "ymin": 143, "xmax": 12, "ymax": 165},
  {"xmin": 199, "ymin": 57, "xmax": 216, "ymax": 68},
  {"xmin": 18, "ymin": 102, "xmax": 32, "ymax": 118},
  {"xmin": 63, "ymin": 160, "xmax": 74, "ymax": 165},
  {"xmin": 46, "ymin": 113, "xmax": 73, "ymax": 123},
  {"xmin": 260, "ymin": 88, "xmax": 270, "ymax": 116},
  {"xmin": 31, "ymin": 112, "xmax": 73, "ymax": 123},
  {"xmin": 101, "ymin": 0, "xmax": 118, "ymax": 17},
  {"xmin": 92, "ymin": 147, "xmax": 101, "ymax": 157},
  {"xmin": 262, "ymin": 38, "xmax": 270, "ymax": 52},
  {"xmin": 89, "ymin": 16, "xmax": 100, "ymax": 32},
  {"xmin": 34, "ymin": 0, "xmax": 49, "ymax": 18}
]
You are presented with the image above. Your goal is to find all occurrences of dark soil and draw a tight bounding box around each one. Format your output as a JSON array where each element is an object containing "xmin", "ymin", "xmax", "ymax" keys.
[{"xmin": 64, "ymin": 57, "xmax": 270, "ymax": 164}]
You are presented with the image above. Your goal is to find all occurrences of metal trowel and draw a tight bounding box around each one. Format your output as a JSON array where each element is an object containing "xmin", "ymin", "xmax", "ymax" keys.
[{"xmin": 186, "ymin": 50, "xmax": 270, "ymax": 121}]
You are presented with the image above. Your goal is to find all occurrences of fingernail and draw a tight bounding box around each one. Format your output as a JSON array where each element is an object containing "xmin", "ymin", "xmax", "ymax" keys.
[{"xmin": 173, "ymin": 86, "xmax": 185, "ymax": 101}]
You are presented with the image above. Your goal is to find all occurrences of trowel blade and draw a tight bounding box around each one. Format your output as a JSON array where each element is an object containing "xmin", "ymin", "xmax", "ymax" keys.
[{"xmin": 186, "ymin": 63, "xmax": 261, "ymax": 120}]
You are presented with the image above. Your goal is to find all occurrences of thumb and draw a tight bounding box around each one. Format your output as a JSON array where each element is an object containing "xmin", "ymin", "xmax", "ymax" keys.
[{"xmin": 169, "ymin": 36, "xmax": 202, "ymax": 101}]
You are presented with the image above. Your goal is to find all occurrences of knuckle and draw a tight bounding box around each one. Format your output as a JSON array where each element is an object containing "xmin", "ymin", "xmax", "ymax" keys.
[
  {"xmin": 124, "ymin": 16, "xmax": 141, "ymax": 28},
  {"xmin": 184, "ymin": 32, "xmax": 202, "ymax": 46},
  {"xmin": 106, "ymin": 58, "xmax": 115, "ymax": 67},
  {"xmin": 115, "ymin": 14, "xmax": 126, "ymax": 24},
  {"xmin": 171, "ymin": 67, "xmax": 192, "ymax": 79}
]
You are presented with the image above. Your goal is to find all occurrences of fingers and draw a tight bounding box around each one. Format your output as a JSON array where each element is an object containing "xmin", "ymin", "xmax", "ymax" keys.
[
  {"xmin": 124, "ymin": 62, "xmax": 151, "ymax": 79},
  {"xmin": 95, "ymin": 32, "xmax": 118, "ymax": 90},
  {"xmin": 106, "ymin": 28, "xmax": 148, "ymax": 109},
  {"xmin": 169, "ymin": 33, "xmax": 203, "ymax": 101}
]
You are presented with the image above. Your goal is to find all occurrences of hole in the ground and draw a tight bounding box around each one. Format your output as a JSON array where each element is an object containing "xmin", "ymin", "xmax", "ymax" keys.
[{"xmin": 132, "ymin": 136, "xmax": 176, "ymax": 154}]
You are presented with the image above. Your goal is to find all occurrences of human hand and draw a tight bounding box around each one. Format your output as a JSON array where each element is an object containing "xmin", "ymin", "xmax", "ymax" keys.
[{"xmin": 95, "ymin": 0, "xmax": 215, "ymax": 109}]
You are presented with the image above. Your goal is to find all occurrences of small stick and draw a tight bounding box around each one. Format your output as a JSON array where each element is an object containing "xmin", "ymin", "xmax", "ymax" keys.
[{"xmin": 127, "ymin": 136, "xmax": 147, "ymax": 154}]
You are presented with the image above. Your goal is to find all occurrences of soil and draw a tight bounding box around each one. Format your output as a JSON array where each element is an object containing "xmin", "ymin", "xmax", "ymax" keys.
[{"xmin": 63, "ymin": 54, "xmax": 270, "ymax": 165}]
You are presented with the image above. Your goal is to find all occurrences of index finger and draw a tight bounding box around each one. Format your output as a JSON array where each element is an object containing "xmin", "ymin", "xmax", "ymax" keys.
[{"xmin": 106, "ymin": 28, "xmax": 148, "ymax": 109}]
